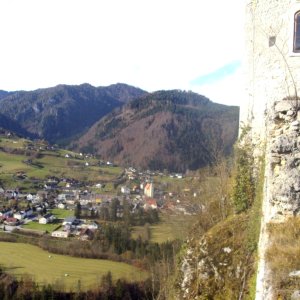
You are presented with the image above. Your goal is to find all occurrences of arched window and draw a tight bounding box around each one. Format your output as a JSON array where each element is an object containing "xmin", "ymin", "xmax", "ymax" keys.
[{"xmin": 294, "ymin": 11, "xmax": 300, "ymax": 52}]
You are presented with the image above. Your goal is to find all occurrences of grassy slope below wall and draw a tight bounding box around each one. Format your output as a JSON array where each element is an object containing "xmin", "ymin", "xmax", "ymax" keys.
[{"xmin": 176, "ymin": 150, "xmax": 265, "ymax": 299}]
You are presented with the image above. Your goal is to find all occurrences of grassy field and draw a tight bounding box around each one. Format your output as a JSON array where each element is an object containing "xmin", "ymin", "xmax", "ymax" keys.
[
  {"xmin": 22, "ymin": 221, "xmax": 61, "ymax": 233},
  {"xmin": 0, "ymin": 136, "xmax": 123, "ymax": 190},
  {"xmin": 0, "ymin": 137, "xmax": 27, "ymax": 149},
  {"xmin": 132, "ymin": 213, "xmax": 197, "ymax": 243},
  {"xmin": 51, "ymin": 208, "xmax": 74, "ymax": 219},
  {"xmin": 153, "ymin": 174, "xmax": 206, "ymax": 200},
  {"xmin": 0, "ymin": 152, "xmax": 30, "ymax": 172},
  {"xmin": 0, "ymin": 242, "xmax": 148, "ymax": 291}
]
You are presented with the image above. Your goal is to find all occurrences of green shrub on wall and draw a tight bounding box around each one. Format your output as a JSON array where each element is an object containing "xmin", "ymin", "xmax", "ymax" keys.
[{"xmin": 233, "ymin": 146, "xmax": 255, "ymax": 213}]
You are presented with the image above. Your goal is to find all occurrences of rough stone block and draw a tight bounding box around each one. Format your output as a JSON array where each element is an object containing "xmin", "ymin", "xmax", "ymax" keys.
[
  {"xmin": 275, "ymin": 128, "xmax": 283, "ymax": 135},
  {"xmin": 279, "ymin": 113, "xmax": 286, "ymax": 119},
  {"xmin": 275, "ymin": 101, "xmax": 292, "ymax": 113},
  {"xmin": 291, "ymin": 126, "xmax": 299, "ymax": 132},
  {"xmin": 273, "ymin": 165, "xmax": 281, "ymax": 176},
  {"xmin": 291, "ymin": 290, "xmax": 300, "ymax": 300},
  {"xmin": 287, "ymin": 156, "xmax": 300, "ymax": 168},
  {"xmin": 271, "ymin": 136, "xmax": 295, "ymax": 153},
  {"xmin": 271, "ymin": 155, "xmax": 281, "ymax": 164},
  {"xmin": 289, "ymin": 270, "xmax": 300, "ymax": 277}
]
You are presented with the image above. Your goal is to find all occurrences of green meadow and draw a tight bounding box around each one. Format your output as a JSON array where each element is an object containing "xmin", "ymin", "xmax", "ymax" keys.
[
  {"xmin": 0, "ymin": 242, "xmax": 148, "ymax": 291},
  {"xmin": 132, "ymin": 213, "xmax": 197, "ymax": 243},
  {"xmin": 50, "ymin": 208, "xmax": 74, "ymax": 219},
  {"xmin": 22, "ymin": 221, "xmax": 61, "ymax": 233},
  {"xmin": 0, "ymin": 137, "xmax": 123, "ymax": 191}
]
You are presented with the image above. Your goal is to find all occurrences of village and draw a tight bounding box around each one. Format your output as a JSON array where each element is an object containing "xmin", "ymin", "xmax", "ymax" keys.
[{"xmin": 0, "ymin": 156, "xmax": 198, "ymax": 241}]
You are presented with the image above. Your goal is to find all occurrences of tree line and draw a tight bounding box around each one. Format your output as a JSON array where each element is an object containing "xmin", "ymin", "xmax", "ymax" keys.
[{"xmin": 0, "ymin": 268, "xmax": 155, "ymax": 300}]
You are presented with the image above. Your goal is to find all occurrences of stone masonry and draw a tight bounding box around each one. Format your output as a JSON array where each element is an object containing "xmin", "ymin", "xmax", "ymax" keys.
[{"xmin": 243, "ymin": 0, "xmax": 300, "ymax": 299}]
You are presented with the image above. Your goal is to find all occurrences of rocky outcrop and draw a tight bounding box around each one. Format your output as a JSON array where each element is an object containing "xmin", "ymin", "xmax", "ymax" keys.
[
  {"xmin": 253, "ymin": 98, "xmax": 300, "ymax": 299},
  {"xmin": 178, "ymin": 0, "xmax": 300, "ymax": 296},
  {"xmin": 269, "ymin": 99, "xmax": 300, "ymax": 219},
  {"xmin": 177, "ymin": 215, "xmax": 254, "ymax": 299},
  {"xmin": 177, "ymin": 99, "xmax": 300, "ymax": 299}
]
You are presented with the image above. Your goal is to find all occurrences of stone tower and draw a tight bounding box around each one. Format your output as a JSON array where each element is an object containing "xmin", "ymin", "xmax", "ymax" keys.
[
  {"xmin": 243, "ymin": 0, "xmax": 300, "ymax": 219},
  {"xmin": 243, "ymin": 0, "xmax": 300, "ymax": 298}
]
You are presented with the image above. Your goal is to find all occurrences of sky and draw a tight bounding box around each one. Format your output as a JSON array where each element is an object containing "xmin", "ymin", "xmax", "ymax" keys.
[{"xmin": 0, "ymin": 0, "xmax": 245, "ymax": 106}]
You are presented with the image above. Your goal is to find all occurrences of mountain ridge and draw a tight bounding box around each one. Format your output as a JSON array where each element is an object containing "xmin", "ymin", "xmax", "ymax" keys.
[
  {"xmin": 75, "ymin": 89, "xmax": 239, "ymax": 172},
  {"xmin": 0, "ymin": 83, "xmax": 147, "ymax": 143},
  {"xmin": 0, "ymin": 84, "xmax": 239, "ymax": 172}
]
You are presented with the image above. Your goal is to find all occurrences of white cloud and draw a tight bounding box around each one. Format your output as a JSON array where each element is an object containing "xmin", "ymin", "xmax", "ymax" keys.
[{"xmin": 0, "ymin": 0, "xmax": 245, "ymax": 105}]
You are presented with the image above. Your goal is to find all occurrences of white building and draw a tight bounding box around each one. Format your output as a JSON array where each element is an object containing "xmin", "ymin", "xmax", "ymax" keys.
[
  {"xmin": 57, "ymin": 203, "xmax": 66, "ymax": 209},
  {"xmin": 39, "ymin": 213, "xmax": 55, "ymax": 224},
  {"xmin": 26, "ymin": 194, "xmax": 34, "ymax": 201},
  {"xmin": 121, "ymin": 186, "xmax": 130, "ymax": 195},
  {"xmin": 81, "ymin": 222, "xmax": 99, "ymax": 230},
  {"xmin": 13, "ymin": 209, "xmax": 33, "ymax": 220},
  {"xmin": 13, "ymin": 212, "xmax": 26, "ymax": 220},
  {"xmin": 51, "ymin": 230, "xmax": 69, "ymax": 238},
  {"xmin": 144, "ymin": 183, "xmax": 154, "ymax": 198}
]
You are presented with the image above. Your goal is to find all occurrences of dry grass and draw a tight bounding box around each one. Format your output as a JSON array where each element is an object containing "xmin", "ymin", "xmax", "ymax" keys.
[
  {"xmin": 131, "ymin": 213, "xmax": 197, "ymax": 243},
  {"xmin": 266, "ymin": 217, "xmax": 300, "ymax": 298}
]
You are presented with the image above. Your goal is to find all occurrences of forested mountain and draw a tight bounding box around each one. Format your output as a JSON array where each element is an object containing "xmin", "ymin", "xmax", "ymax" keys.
[
  {"xmin": 0, "ymin": 83, "xmax": 147, "ymax": 143},
  {"xmin": 0, "ymin": 113, "xmax": 32, "ymax": 137},
  {"xmin": 0, "ymin": 90, "xmax": 11, "ymax": 100},
  {"xmin": 103, "ymin": 83, "xmax": 147, "ymax": 103},
  {"xmin": 74, "ymin": 90, "xmax": 239, "ymax": 172},
  {"xmin": 0, "ymin": 84, "xmax": 238, "ymax": 171}
]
